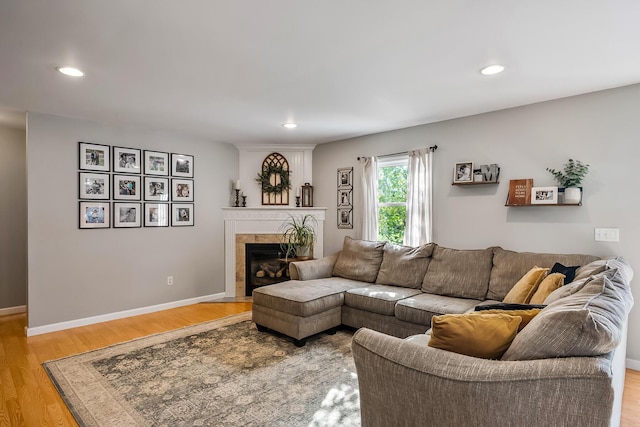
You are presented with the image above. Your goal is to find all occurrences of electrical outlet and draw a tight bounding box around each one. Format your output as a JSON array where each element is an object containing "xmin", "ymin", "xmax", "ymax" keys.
[
  {"xmin": 594, "ymin": 228, "xmax": 620, "ymax": 242},
  {"xmin": 167, "ymin": 276, "xmax": 174, "ymax": 286}
]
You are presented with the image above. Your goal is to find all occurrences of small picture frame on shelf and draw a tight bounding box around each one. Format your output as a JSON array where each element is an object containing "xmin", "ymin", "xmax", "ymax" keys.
[
  {"xmin": 79, "ymin": 172, "xmax": 110, "ymax": 200},
  {"xmin": 113, "ymin": 174, "xmax": 141, "ymax": 200},
  {"xmin": 79, "ymin": 201, "xmax": 110, "ymax": 229},
  {"xmin": 337, "ymin": 167, "xmax": 353, "ymax": 189},
  {"xmin": 337, "ymin": 208, "xmax": 353, "ymax": 229},
  {"xmin": 171, "ymin": 178, "xmax": 194, "ymax": 202},
  {"xmin": 79, "ymin": 142, "xmax": 110, "ymax": 172},
  {"xmin": 144, "ymin": 177, "xmax": 169, "ymax": 201},
  {"xmin": 113, "ymin": 146, "xmax": 141, "ymax": 174},
  {"xmin": 113, "ymin": 202, "xmax": 142, "ymax": 228},
  {"xmin": 453, "ymin": 162, "xmax": 473, "ymax": 183},
  {"xmin": 172, "ymin": 203, "xmax": 194, "ymax": 226},
  {"xmin": 531, "ymin": 186, "xmax": 559, "ymax": 204},
  {"xmin": 144, "ymin": 150, "xmax": 169, "ymax": 176},
  {"xmin": 144, "ymin": 203, "xmax": 169, "ymax": 227},
  {"xmin": 171, "ymin": 153, "xmax": 194, "ymax": 178}
]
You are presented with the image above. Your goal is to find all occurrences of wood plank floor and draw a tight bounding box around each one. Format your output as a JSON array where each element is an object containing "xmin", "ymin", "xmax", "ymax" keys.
[{"xmin": 0, "ymin": 302, "xmax": 638, "ymax": 426}]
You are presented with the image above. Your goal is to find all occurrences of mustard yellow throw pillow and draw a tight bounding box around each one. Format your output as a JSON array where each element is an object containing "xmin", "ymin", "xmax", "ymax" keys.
[
  {"xmin": 503, "ymin": 266, "xmax": 549, "ymax": 304},
  {"xmin": 529, "ymin": 273, "xmax": 565, "ymax": 305},
  {"xmin": 428, "ymin": 313, "xmax": 522, "ymax": 359},
  {"xmin": 475, "ymin": 308, "xmax": 542, "ymax": 331}
]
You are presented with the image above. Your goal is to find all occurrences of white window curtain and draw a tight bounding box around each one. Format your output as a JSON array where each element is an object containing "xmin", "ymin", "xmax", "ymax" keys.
[
  {"xmin": 403, "ymin": 148, "xmax": 432, "ymax": 246},
  {"xmin": 359, "ymin": 156, "xmax": 378, "ymax": 241}
]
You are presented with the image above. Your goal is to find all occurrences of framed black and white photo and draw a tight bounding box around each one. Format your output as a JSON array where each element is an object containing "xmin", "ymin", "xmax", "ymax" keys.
[
  {"xmin": 143, "ymin": 150, "xmax": 169, "ymax": 176},
  {"xmin": 531, "ymin": 186, "xmax": 559, "ymax": 204},
  {"xmin": 79, "ymin": 201, "xmax": 110, "ymax": 229},
  {"xmin": 144, "ymin": 176, "xmax": 169, "ymax": 201},
  {"xmin": 337, "ymin": 208, "xmax": 353, "ymax": 229},
  {"xmin": 144, "ymin": 203, "xmax": 169, "ymax": 227},
  {"xmin": 171, "ymin": 153, "xmax": 194, "ymax": 178},
  {"xmin": 171, "ymin": 178, "xmax": 194, "ymax": 202},
  {"xmin": 113, "ymin": 202, "xmax": 142, "ymax": 228},
  {"xmin": 337, "ymin": 167, "xmax": 353, "ymax": 189},
  {"xmin": 337, "ymin": 189, "xmax": 352, "ymax": 207},
  {"xmin": 453, "ymin": 161, "xmax": 473, "ymax": 183},
  {"xmin": 79, "ymin": 142, "xmax": 110, "ymax": 172},
  {"xmin": 113, "ymin": 146, "xmax": 141, "ymax": 174},
  {"xmin": 172, "ymin": 203, "xmax": 194, "ymax": 226},
  {"xmin": 113, "ymin": 174, "xmax": 141, "ymax": 201},
  {"xmin": 79, "ymin": 172, "xmax": 110, "ymax": 200}
]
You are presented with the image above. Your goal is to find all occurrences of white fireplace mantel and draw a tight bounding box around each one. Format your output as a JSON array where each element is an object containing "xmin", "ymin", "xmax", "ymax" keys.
[{"xmin": 222, "ymin": 207, "xmax": 327, "ymax": 297}]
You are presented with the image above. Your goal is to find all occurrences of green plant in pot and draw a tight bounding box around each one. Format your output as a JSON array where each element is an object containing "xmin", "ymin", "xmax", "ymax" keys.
[
  {"xmin": 280, "ymin": 214, "xmax": 317, "ymax": 260},
  {"xmin": 546, "ymin": 159, "xmax": 589, "ymax": 204}
]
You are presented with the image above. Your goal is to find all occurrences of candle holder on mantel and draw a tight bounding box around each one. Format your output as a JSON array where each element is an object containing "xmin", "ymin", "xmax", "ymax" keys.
[
  {"xmin": 242, "ymin": 195, "xmax": 247, "ymax": 207},
  {"xmin": 295, "ymin": 196, "xmax": 301, "ymax": 207},
  {"xmin": 234, "ymin": 189, "xmax": 241, "ymax": 207}
]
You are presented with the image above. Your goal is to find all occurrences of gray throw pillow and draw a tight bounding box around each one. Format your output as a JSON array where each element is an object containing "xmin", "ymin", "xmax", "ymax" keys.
[{"xmin": 332, "ymin": 236, "xmax": 385, "ymax": 282}]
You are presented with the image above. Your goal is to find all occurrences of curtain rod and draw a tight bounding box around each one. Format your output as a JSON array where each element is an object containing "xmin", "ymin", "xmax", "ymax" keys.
[{"xmin": 357, "ymin": 145, "xmax": 437, "ymax": 160}]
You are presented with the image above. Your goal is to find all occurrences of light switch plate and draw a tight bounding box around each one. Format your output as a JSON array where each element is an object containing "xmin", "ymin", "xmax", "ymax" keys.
[{"xmin": 594, "ymin": 228, "xmax": 620, "ymax": 242}]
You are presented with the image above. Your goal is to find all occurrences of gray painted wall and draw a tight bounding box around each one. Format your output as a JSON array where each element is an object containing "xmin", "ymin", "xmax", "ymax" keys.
[
  {"xmin": 313, "ymin": 83, "xmax": 640, "ymax": 361},
  {"xmin": 0, "ymin": 125, "xmax": 27, "ymax": 309},
  {"xmin": 27, "ymin": 112, "xmax": 238, "ymax": 328}
]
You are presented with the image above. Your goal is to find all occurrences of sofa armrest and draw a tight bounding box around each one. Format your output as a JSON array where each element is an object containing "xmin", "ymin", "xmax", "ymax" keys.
[
  {"xmin": 352, "ymin": 328, "xmax": 614, "ymax": 427},
  {"xmin": 289, "ymin": 252, "xmax": 339, "ymax": 280}
]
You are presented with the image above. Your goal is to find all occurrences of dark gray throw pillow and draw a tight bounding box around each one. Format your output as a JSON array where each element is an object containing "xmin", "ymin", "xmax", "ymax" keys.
[{"xmin": 550, "ymin": 262, "xmax": 579, "ymax": 284}]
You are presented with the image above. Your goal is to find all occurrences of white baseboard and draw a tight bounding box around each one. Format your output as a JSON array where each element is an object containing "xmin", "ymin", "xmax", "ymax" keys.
[
  {"xmin": 626, "ymin": 358, "xmax": 640, "ymax": 371},
  {"xmin": 0, "ymin": 305, "xmax": 26, "ymax": 316},
  {"xmin": 25, "ymin": 292, "xmax": 226, "ymax": 337}
]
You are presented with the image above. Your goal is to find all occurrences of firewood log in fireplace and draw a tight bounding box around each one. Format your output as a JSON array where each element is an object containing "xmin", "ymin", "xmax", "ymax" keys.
[{"xmin": 256, "ymin": 262, "xmax": 280, "ymax": 279}]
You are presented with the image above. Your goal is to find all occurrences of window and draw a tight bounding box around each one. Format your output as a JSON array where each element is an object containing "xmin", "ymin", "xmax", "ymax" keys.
[{"xmin": 377, "ymin": 156, "xmax": 408, "ymax": 244}]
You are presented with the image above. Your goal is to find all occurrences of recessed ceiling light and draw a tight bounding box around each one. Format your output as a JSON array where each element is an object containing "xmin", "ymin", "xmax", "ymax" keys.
[
  {"xmin": 480, "ymin": 64, "xmax": 505, "ymax": 76},
  {"xmin": 282, "ymin": 123, "xmax": 297, "ymax": 129},
  {"xmin": 56, "ymin": 66, "xmax": 84, "ymax": 77}
]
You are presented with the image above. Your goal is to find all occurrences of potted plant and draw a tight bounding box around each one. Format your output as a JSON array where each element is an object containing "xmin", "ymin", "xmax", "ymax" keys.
[
  {"xmin": 546, "ymin": 159, "xmax": 590, "ymax": 204},
  {"xmin": 280, "ymin": 214, "xmax": 317, "ymax": 260}
]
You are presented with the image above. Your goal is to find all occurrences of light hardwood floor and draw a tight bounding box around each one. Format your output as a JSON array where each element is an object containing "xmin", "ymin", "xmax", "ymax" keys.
[{"xmin": 0, "ymin": 302, "xmax": 639, "ymax": 426}]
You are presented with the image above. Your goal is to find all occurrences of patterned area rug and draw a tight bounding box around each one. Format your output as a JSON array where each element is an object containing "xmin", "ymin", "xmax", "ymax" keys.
[{"xmin": 44, "ymin": 312, "xmax": 360, "ymax": 426}]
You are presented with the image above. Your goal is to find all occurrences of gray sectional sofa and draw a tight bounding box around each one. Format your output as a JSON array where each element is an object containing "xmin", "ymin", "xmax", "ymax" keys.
[{"xmin": 251, "ymin": 236, "xmax": 634, "ymax": 427}]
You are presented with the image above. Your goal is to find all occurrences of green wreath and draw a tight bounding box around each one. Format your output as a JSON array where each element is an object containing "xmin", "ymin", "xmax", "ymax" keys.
[{"xmin": 255, "ymin": 165, "xmax": 291, "ymax": 194}]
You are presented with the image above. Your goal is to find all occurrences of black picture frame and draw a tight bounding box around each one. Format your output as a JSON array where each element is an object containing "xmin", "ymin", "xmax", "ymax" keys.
[
  {"xmin": 144, "ymin": 150, "xmax": 169, "ymax": 176},
  {"xmin": 113, "ymin": 202, "xmax": 142, "ymax": 228},
  {"xmin": 144, "ymin": 176, "xmax": 169, "ymax": 201},
  {"xmin": 144, "ymin": 203, "xmax": 169, "ymax": 227},
  {"xmin": 79, "ymin": 201, "xmax": 110, "ymax": 229},
  {"xmin": 113, "ymin": 146, "xmax": 142, "ymax": 174},
  {"xmin": 79, "ymin": 172, "xmax": 110, "ymax": 200},
  {"xmin": 171, "ymin": 178, "xmax": 194, "ymax": 202},
  {"xmin": 79, "ymin": 142, "xmax": 110, "ymax": 172},
  {"xmin": 171, "ymin": 203, "xmax": 194, "ymax": 226},
  {"xmin": 171, "ymin": 153, "xmax": 194, "ymax": 178},
  {"xmin": 113, "ymin": 174, "xmax": 142, "ymax": 201}
]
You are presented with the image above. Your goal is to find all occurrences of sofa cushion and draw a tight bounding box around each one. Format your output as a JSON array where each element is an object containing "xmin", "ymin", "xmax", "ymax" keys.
[
  {"xmin": 487, "ymin": 247, "xmax": 599, "ymax": 301},
  {"xmin": 344, "ymin": 285, "xmax": 422, "ymax": 316},
  {"xmin": 376, "ymin": 242, "xmax": 434, "ymax": 288},
  {"xmin": 395, "ymin": 293, "xmax": 479, "ymax": 326},
  {"xmin": 503, "ymin": 266, "xmax": 549, "ymax": 304},
  {"xmin": 332, "ymin": 236, "xmax": 385, "ymax": 282},
  {"xmin": 573, "ymin": 259, "xmax": 607, "ymax": 282},
  {"xmin": 471, "ymin": 308, "xmax": 542, "ymax": 332},
  {"xmin": 422, "ymin": 246, "xmax": 494, "ymax": 300},
  {"xmin": 428, "ymin": 312, "xmax": 522, "ymax": 359},
  {"xmin": 502, "ymin": 265, "xmax": 634, "ymax": 361},
  {"xmin": 529, "ymin": 273, "xmax": 565, "ymax": 305},
  {"xmin": 252, "ymin": 277, "xmax": 363, "ymax": 317}
]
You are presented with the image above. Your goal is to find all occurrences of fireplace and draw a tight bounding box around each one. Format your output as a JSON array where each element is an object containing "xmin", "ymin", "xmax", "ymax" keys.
[{"xmin": 245, "ymin": 243, "xmax": 290, "ymax": 296}]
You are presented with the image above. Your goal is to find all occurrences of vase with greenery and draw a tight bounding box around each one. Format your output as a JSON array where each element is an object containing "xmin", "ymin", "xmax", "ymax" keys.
[
  {"xmin": 280, "ymin": 214, "xmax": 317, "ymax": 259},
  {"xmin": 546, "ymin": 159, "xmax": 589, "ymax": 204}
]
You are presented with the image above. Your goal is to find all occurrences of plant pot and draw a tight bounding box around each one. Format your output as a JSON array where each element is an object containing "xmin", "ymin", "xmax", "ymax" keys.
[
  {"xmin": 295, "ymin": 245, "xmax": 311, "ymax": 260},
  {"xmin": 563, "ymin": 187, "xmax": 581, "ymax": 204}
]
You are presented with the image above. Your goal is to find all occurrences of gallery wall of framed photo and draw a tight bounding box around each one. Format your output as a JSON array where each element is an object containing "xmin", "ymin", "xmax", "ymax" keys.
[{"xmin": 78, "ymin": 142, "xmax": 195, "ymax": 229}]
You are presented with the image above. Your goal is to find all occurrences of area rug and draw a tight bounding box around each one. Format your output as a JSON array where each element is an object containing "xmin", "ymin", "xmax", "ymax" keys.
[{"xmin": 44, "ymin": 312, "xmax": 360, "ymax": 427}]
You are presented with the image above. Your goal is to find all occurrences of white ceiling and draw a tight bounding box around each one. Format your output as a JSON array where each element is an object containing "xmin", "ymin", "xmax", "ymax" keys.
[{"xmin": 1, "ymin": 1, "xmax": 640, "ymax": 145}]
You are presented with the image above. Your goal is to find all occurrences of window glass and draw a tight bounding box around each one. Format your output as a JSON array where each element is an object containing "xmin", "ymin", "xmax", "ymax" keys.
[{"xmin": 377, "ymin": 156, "xmax": 408, "ymax": 244}]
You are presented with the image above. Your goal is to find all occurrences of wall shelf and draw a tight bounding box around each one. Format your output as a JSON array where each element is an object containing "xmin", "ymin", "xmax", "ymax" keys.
[
  {"xmin": 505, "ymin": 202, "xmax": 582, "ymax": 207},
  {"xmin": 452, "ymin": 181, "xmax": 499, "ymax": 186}
]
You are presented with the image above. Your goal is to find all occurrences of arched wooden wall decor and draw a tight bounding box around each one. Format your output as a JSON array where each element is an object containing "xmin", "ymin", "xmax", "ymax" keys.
[{"xmin": 256, "ymin": 152, "xmax": 290, "ymax": 205}]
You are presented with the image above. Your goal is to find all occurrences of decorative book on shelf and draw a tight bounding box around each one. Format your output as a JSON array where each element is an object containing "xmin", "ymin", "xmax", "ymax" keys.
[{"xmin": 506, "ymin": 179, "xmax": 533, "ymax": 205}]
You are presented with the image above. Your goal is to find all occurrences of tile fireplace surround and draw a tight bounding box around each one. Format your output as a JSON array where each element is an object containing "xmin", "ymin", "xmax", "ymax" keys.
[{"xmin": 222, "ymin": 207, "xmax": 326, "ymax": 297}]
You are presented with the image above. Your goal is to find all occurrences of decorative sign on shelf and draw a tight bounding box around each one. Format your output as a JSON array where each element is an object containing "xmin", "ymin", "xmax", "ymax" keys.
[{"xmin": 507, "ymin": 179, "xmax": 533, "ymax": 205}]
